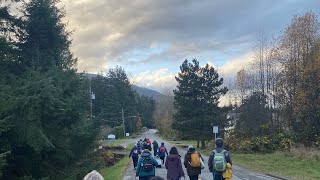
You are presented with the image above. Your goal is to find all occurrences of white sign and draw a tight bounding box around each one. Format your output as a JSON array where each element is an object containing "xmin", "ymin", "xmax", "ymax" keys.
[
  {"xmin": 126, "ymin": 133, "xmax": 130, "ymax": 137},
  {"xmin": 107, "ymin": 134, "xmax": 116, "ymax": 139},
  {"xmin": 91, "ymin": 93, "xmax": 95, "ymax": 100},
  {"xmin": 213, "ymin": 126, "xmax": 218, "ymax": 134}
]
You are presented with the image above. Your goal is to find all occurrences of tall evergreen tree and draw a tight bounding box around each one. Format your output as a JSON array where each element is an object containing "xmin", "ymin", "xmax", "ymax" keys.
[
  {"xmin": 91, "ymin": 67, "xmax": 138, "ymax": 133},
  {"xmin": 0, "ymin": 0, "xmax": 97, "ymax": 179},
  {"xmin": 21, "ymin": 0, "xmax": 76, "ymax": 71},
  {"xmin": 235, "ymin": 92, "xmax": 270, "ymax": 138},
  {"xmin": 173, "ymin": 59, "xmax": 227, "ymax": 148}
]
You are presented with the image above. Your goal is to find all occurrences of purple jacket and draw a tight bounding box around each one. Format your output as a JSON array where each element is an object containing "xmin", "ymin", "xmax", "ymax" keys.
[{"xmin": 165, "ymin": 154, "xmax": 185, "ymax": 179}]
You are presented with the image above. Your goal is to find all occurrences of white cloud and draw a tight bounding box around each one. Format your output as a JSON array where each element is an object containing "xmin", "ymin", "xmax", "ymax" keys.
[
  {"xmin": 218, "ymin": 52, "xmax": 254, "ymax": 77},
  {"xmin": 132, "ymin": 68, "xmax": 177, "ymax": 92}
]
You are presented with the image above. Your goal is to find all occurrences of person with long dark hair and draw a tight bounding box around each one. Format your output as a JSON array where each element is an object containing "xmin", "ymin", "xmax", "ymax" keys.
[{"xmin": 165, "ymin": 147, "xmax": 185, "ymax": 180}]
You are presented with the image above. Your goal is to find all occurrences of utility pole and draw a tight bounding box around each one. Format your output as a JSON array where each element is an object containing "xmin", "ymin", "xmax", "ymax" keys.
[
  {"xmin": 90, "ymin": 81, "xmax": 93, "ymax": 121},
  {"xmin": 89, "ymin": 80, "xmax": 95, "ymax": 121},
  {"xmin": 122, "ymin": 107, "xmax": 125, "ymax": 138}
]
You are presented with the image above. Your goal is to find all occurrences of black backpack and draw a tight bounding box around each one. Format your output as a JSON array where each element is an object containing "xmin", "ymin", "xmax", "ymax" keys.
[{"xmin": 142, "ymin": 157, "xmax": 154, "ymax": 172}]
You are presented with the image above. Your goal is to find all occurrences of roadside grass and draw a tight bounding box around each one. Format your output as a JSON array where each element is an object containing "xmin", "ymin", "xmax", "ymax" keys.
[
  {"xmin": 104, "ymin": 139, "xmax": 126, "ymax": 146},
  {"xmin": 99, "ymin": 143, "xmax": 134, "ymax": 180},
  {"xmin": 102, "ymin": 134, "xmax": 140, "ymax": 147},
  {"xmin": 169, "ymin": 140, "xmax": 214, "ymax": 155},
  {"xmin": 100, "ymin": 157, "xmax": 131, "ymax": 180},
  {"xmin": 233, "ymin": 152, "xmax": 320, "ymax": 180}
]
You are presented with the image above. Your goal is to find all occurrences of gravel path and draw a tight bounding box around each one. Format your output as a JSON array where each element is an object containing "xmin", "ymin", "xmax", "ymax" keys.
[{"xmin": 123, "ymin": 130, "xmax": 284, "ymax": 180}]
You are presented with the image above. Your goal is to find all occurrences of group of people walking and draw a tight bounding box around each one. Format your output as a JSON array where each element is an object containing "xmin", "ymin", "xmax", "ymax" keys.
[{"xmin": 129, "ymin": 137, "xmax": 232, "ymax": 180}]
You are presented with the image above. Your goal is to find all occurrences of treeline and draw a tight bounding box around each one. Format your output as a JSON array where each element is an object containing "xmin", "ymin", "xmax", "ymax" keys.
[
  {"xmin": 90, "ymin": 67, "xmax": 156, "ymax": 136},
  {"xmin": 0, "ymin": 0, "xmax": 155, "ymax": 179},
  {"xmin": 231, "ymin": 12, "xmax": 320, "ymax": 151}
]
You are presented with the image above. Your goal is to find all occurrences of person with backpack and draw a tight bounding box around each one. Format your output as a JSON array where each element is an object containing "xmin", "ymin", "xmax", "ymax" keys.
[
  {"xmin": 146, "ymin": 139, "xmax": 152, "ymax": 151},
  {"xmin": 157, "ymin": 142, "xmax": 168, "ymax": 165},
  {"xmin": 165, "ymin": 147, "xmax": 185, "ymax": 180},
  {"xmin": 137, "ymin": 142, "xmax": 142, "ymax": 154},
  {"xmin": 136, "ymin": 149, "xmax": 158, "ymax": 180},
  {"xmin": 152, "ymin": 140, "xmax": 159, "ymax": 156},
  {"xmin": 208, "ymin": 138, "xmax": 232, "ymax": 180},
  {"xmin": 184, "ymin": 145, "xmax": 203, "ymax": 180},
  {"xmin": 129, "ymin": 144, "xmax": 141, "ymax": 170}
]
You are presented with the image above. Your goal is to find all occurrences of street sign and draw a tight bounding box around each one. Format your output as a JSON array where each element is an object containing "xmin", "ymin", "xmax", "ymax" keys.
[
  {"xmin": 126, "ymin": 133, "xmax": 129, "ymax": 137},
  {"xmin": 91, "ymin": 93, "xmax": 95, "ymax": 100},
  {"xmin": 213, "ymin": 126, "xmax": 218, "ymax": 134}
]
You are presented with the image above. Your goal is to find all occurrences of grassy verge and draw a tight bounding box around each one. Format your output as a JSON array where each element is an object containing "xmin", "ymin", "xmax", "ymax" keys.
[
  {"xmin": 99, "ymin": 143, "xmax": 134, "ymax": 180},
  {"xmin": 232, "ymin": 152, "xmax": 320, "ymax": 180},
  {"xmin": 100, "ymin": 157, "xmax": 131, "ymax": 180},
  {"xmin": 169, "ymin": 140, "xmax": 213, "ymax": 155}
]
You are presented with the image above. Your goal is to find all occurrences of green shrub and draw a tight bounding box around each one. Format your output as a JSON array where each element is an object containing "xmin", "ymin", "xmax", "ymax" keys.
[{"xmin": 113, "ymin": 126, "xmax": 124, "ymax": 139}]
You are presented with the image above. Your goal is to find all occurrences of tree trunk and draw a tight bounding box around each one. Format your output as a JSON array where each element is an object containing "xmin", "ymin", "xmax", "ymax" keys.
[
  {"xmin": 200, "ymin": 140, "xmax": 206, "ymax": 149},
  {"xmin": 197, "ymin": 140, "xmax": 200, "ymax": 148}
]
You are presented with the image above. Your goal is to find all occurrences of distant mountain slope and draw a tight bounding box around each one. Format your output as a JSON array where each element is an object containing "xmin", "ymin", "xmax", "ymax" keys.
[
  {"xmin": 131, "ymin": 85, "xmax": 166, "ymax": 101},
  {"xmin": 80, "ymin": 73, "xmax": 168, "ymax": 101}
]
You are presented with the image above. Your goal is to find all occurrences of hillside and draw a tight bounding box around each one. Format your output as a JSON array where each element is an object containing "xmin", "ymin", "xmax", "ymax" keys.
[
  {"xmin": 131, "ymin": 85, "xmax": 168, "ymax": 101},
  {"xmin": 81, "ymin": 73, "xmax": 170, "ymax": 101}
]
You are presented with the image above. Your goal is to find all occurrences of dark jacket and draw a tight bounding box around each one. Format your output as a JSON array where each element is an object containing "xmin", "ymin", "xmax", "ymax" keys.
[
  {"xmin": 152, "ymin": 141, "xmax": 159, "ymax": 151},
  {"xmin": 208, "ymin": 147, "xmax": 232, "ymax": 175},
  {"xmin": 129, "ymin": 147, "xmax": 140, "ymax": 159},
  {"xmin": 158, "ymin": 145, "xmax": 168, "ymax": 157},
  {"xmin": 183, "ymin": 148, "xmax": 202, "ymax": 176},
  {"xmin": 136, "ymin": 152, "xmax": 158, "ymax": 177},
  {"xmin": 165, "ymin": 154, "xmax": 185, "ymax": 179}
]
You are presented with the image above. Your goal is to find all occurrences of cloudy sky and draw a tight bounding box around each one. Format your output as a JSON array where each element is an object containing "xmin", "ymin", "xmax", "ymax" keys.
[{"xmin": 61, "ymin": 0, "xmax": 319, "ymax": 92}]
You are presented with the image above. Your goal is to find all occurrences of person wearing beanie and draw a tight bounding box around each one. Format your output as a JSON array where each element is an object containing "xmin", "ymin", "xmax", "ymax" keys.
[
  {"xmin": 83, "ymin": 170, "xmax": 104, "ymax": 180},
  {"xmin": 208, "ymin": 138, "xmax": 232, "ymax": 180},
  {"xmin": 136, "ymin": 149, "xmax": 158, "ymax": 180},
  {"xmin": 184, "ymin": 145, "xmax": 203, "ymax": 180},
  {"xmin": 188, "ymin": 145, "xmax": 194, "ymax": 150}
]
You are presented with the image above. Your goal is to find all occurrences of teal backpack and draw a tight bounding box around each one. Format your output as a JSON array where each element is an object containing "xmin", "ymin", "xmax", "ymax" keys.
[{"xmin": 212, "ymin": 149, "xmax": 226, "ymax": 172}]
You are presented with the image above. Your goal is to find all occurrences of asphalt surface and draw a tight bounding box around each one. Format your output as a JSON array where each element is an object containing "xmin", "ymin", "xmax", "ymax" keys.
[{"xmin": 123, "ymin": 130, "xmax": 284, "ymax": 180}]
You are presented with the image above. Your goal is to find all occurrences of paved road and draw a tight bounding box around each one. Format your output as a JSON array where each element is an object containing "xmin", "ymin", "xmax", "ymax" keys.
[{"xmin": 123, "ymin": 130, "xmax": 283, "ymax": 180}]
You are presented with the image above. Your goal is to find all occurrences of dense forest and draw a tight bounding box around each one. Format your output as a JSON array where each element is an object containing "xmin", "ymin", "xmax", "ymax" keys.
[{"xmin": 0, "ymin": 0, "xmax": 155, "ymax": 179}]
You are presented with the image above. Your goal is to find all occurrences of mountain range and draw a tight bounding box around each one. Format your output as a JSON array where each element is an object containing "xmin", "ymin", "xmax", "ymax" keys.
[{"xmin": 81, "ymin": 73, "xmax": 167, "ymax": 101}]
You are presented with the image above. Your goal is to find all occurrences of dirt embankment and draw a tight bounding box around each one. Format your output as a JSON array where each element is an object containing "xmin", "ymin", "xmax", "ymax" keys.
[{"xmin": 96, "ymin": 146, "xmax": 127, "ymax": 167}]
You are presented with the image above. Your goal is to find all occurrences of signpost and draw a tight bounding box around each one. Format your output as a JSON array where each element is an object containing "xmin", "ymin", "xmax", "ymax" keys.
[{"xmin": 213, "ymin": 126, "xmax": 218, "ymax": 140}]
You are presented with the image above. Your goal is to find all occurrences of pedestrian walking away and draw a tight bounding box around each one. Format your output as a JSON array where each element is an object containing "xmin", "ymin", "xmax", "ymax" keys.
[
  {"xmin": 157, "ymin": 142, "xmax": 168, "ymax": 165},
  {"xmin": 165, "ymin": 147, "xmax": 185, "ymax": 180},
  {"xmin": 142, "ymin": 138, "xmax": 152, "ymax": 151},
  {"xmin": 152, "ymin": 140, "xmax": 159, "ymax": 156},
  {"xmin": 129, "ymin": 144, "xmax": 141, "ymax": 169},
  {"xmin": 208, "ymin": 138, "xmax": 232, "ymax": 180},
  {"xmin": 136, "ymin": 149, "xmax": 158, "ymax": 180},
  {"xmin": 146, "ymin": 139, "xmax": 152, "ymax": 151},
  {"xmin": 184, "ymin": 145, "xmax": 203, "ymax": 180}
]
